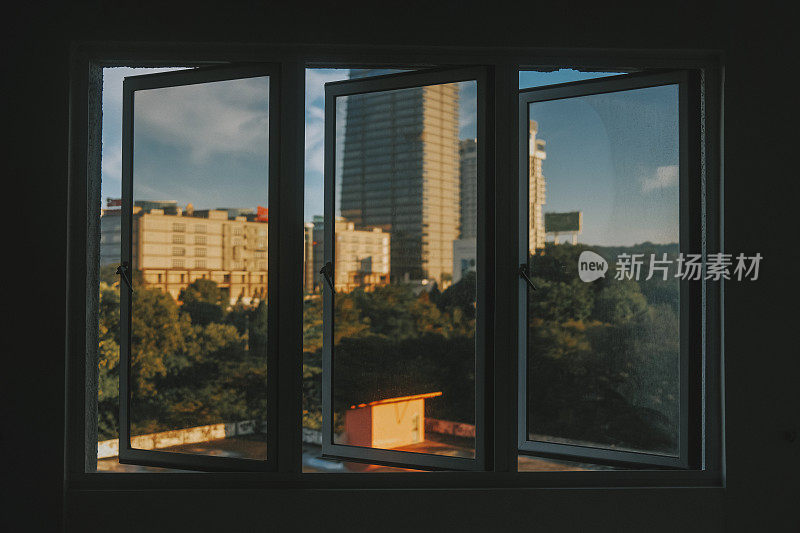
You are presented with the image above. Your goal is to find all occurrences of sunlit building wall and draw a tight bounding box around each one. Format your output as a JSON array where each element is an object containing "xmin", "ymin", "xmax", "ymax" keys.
[
  {"xmin": 100, "ymin": 203, "xmax": 270, "ymax": 304},
  {"xmin": 311, "ymin": 216, "xmax": 390, "ymax": 293},
  {"xmin": 303, "ymin": 222, "xmax": 315, "ymax": 293},
  {"xmin": 340, "ymin": 69, "xmax": 460, "ymax": 284},
  {"xmin": 529, "ymin": 120, "xmax": 547, "ymax": 254}
]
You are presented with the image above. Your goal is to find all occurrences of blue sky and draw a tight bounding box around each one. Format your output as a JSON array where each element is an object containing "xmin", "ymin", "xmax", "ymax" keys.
[{"xmin": 101, "ymin": 68, "xmax": 678, "ymax": 247}]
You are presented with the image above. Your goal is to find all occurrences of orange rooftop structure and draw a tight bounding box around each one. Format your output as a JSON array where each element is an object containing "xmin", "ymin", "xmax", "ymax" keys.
[{"xmin": 344, "ymin": 392, "xmax": 442, "ymax": 450}]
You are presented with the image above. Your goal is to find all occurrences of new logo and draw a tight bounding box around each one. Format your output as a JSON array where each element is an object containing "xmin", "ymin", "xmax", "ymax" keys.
[{"xmin": 578, "ymin": 251, "xmax": 608, "ymax": 282}]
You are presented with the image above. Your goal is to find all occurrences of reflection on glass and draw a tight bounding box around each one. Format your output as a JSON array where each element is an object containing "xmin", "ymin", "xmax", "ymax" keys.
[
  {"xmin": 124, "ymin": 75, "xmax": 270, "ymax": 460},
  {"xmin": 325, "ymin": 77, "xmax": 478, "ymax": 459},
  {"xmin": 525, "ymin": 85, "xmax": 681, "ymax": 457}
]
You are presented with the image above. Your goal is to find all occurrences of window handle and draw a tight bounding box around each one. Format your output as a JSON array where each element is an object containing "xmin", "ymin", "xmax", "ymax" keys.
[
  {"xmin": 320, "ymin": 261, "xmax": 335, "ymax": 293},
  {"xmin": 518, "ymin": 263, "xmax": 537, "ymax": 291},
  {"xmin": 116, "ymin": 261, "xmax": 134, "ymax": 294}
]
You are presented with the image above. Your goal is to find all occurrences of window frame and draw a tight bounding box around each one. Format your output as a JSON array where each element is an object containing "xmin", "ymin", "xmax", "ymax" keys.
[
  {"xmin": 118, "ymin": 64, "xmax": 281, "ymax": 472},
  {"xmin": 65, "ymin": 43, "xmax": 723, "ymax": 491},
  {"xmin": 321, "ymin": 67, "xmax": 490, "ymax": 471},
  {"xmin": 516, "ymin": 70, "xmax": 702, "ymax": 470}
]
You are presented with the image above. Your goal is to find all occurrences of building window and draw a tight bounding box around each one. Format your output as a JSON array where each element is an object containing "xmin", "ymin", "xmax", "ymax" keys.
[
  {"xmin": 172, "ymin": 247, "xmax": 185, "ymax": 256},
  {"xmin": 195, "ymin": 235, "xmax": 206, "ymax": 245},
  {"xmin": 195, "ymin": 247, "xmax": 206, "ymax": 257},
  {"xmin": 173, "ymin": 234, "xmax": 185, "ymax": 244},
  {"xmin": 194, "ymin": 260, "xmax": 206, "ymax": 269},
  {"xmin": 173, "ymin": 222, "xmax": 186, "ymax": 232},
  {"xmin": 195, "ymin": 224, "xmax": 206, "ymax": 234},
  {"xmin": 172, "ymin": 259, "xmax": 185, "ymax": 268}
]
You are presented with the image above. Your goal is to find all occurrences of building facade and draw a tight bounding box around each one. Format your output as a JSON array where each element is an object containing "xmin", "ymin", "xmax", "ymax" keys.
[
  {"xmin": 339, "ymin": 69, "xmax": 460, "ymax": 284},
  {"xmin": 459, "ymin": 138, "xmax": 478, "ymax": 240},
  {"xmin": 451, "ymin": 138, "xmax": 478, "ymax": 285},
  {"xmin": 100, "ymin": 208, "xmax": 122, "ymax": 266},
  {"xmin": 528, "ymin": 120, "xmax": 547, "ymax": 254},
  {"xmin": 102, "ymin": 202, "xmax": 269, "ymax": 304},
  {"xmin": 303, "ymin": 222, "xmax": 316, "ymax": 293},
  {"xmin": 311, "ymin": 216, "xmax": 390, "ymax": 293}
]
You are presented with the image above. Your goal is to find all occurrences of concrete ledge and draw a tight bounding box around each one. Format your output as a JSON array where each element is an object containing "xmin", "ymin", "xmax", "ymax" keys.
[{"xmin": 97, "ymin": 420, "xmax": 263, "ymax": 459}]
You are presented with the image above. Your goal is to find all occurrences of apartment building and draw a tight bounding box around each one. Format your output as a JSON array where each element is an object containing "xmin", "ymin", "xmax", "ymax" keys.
[
  {"xmin": 310, "ymin": 216, "xmax": 390, "ymax": 293},
  {"xmin": 101, "ymin": 201, "xmax": 269, "ymax": 304}
]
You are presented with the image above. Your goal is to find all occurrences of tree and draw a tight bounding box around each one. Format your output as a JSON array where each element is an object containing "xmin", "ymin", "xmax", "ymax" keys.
[
  {"xmin": 179, "ymin": 278, "xmax": 224, "ymax": 325},
  {"xmin": 593, "ymin": 279, "xmax": 648, "ymax": 324},
  {"xmin": 437, "ymin": 271, "xmax": 477, "ymax": 320}
]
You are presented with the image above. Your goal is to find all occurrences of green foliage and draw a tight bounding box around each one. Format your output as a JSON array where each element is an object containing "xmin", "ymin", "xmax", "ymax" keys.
[
  {"xmin": 523, "ymin": 242, "xmax": 681, "ymax": 454},
  {"xmin": 437, "ymin": 271, "xmax": 477, "ymax": 320},
  {"xmin": 98, "ymin": 240, "xmax": 681, "ymax": 455},
  {"xmin": 178, "ymin": 278, "xmax": 225, "ymax": 326},
  {"xmin": 593, "ymin": 279, "xmax": 649, "ymax": 323},
  {"xmin": 97, "ymin": 278, "xmax": 268, "ymax": 439}
]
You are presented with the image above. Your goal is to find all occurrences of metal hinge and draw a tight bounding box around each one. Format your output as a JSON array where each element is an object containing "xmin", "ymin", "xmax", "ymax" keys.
[{"xmin": 116, "ymin": 262, "xmax": 134, "ymax": 294}]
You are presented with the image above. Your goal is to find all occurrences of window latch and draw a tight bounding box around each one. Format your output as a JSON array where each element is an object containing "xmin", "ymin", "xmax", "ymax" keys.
[
  {"xmin": 518, "ymin": 263, "xmax": 537, "ymax": 291},
  {"xmin": 116, "ymin": 262, "xmax": 134, "ymax": 294},
  {"xmin": 320, "ymin": 261, "xmax": 335, "ymax": 293}
]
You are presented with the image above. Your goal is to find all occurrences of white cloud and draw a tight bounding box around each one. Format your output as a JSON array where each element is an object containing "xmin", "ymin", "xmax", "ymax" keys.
[
  {"xmin": 304, "ymin": 69, "xmax": 349, "ymax": 176},
  {"xmin": 134, "ymin": 76, "xmax": 270, "ymax": 164},
  {"xmin": 641, "ymin": 165, "xmax": 678, "ymax": 193},
  {"xmin": 101, "ymin": 143, "xmax": 122, "ymax": 186}
]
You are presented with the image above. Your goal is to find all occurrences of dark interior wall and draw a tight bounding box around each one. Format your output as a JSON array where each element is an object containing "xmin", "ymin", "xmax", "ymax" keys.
[{"xmin": 5, "ymin": 1, "xmax": 798, "ymax": 531}]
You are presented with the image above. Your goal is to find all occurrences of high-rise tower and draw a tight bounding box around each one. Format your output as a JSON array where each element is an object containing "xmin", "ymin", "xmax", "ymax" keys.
[
  {"xmin": 529, "ymin": 120, "xmax": 547, "ymax": 254},
  {"xmin": 339, "ymin": 69, "xmax": 460, "ymax": 283}
]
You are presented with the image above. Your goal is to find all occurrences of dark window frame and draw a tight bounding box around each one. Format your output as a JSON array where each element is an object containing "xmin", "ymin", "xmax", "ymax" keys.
[
  {"xmin": 321, "ymin": 67, "xmax": 491, "ymax": 471},
  {"xmin": 516, "ymin": 70, "xmax": 703, "ymax": 470},
  {"xmin": 65, "ymin": 42, "xmax": 722, "ymax": 491},
  {"xmin": 118, "ymin": 64, "xmax": 281, "ymax": 472}
]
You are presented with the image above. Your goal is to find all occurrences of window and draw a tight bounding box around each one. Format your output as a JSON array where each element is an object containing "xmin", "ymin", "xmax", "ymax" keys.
[
  {"xmin": 320, "ymin": 68, "xmax": 486, "ymax": 470},
  {"xmin": 117, "ymin": 65, "xmax": 278, "ymax": 471},
  {"xmin": 517, "ymin": 72, "xmax": 701, "ymax": 469},
  {"xmin": 76, "ymin": 55, "xmax": 717, "ymax": 482}
]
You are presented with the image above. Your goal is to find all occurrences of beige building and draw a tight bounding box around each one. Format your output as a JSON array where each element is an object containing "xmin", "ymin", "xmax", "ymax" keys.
[
  {"xmin": 529, "ymin": 120, "xmax": 547, "ymax": 254},
  {"xmin": 310, "ymin": 216, "xmax": 390, "ymax": 293},
  {"xmin": 119, "ymin": 203, "xmax": 269, "ymax": 304},
  {"xmin": 303, "ymin": 222, "xmax": 316, "ymax": 294}
]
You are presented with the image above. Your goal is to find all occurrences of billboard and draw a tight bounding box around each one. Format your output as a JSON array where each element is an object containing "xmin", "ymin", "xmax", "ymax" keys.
[{"xmin": 545, "ymin": 211, "xmax": 582, "ymax": 233}]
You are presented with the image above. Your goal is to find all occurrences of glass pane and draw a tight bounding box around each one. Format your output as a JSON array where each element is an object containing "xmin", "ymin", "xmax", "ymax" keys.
[
  {"xmin": 525, "ymin": 84, "xmax": 680, "ymax": 456},
  {"xmin": 330, "ymin": 77, "xmax": 478, "ymax": 459},
  {"xmin": 128, "ymin": 75, "xmax": 270, "ymax": 460},
  {"xmin": 96, "ymin": 67, "xmax": 191, "ymax": 473},
  {"xmin": 518, "ymin": 69, "xmax": 626, "ymax": 90}
]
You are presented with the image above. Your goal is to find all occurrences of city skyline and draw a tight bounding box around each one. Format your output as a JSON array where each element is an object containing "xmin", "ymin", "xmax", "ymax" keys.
[{"xmin": 101, "ymin": 67, "xmax": 679, "ymax": 248}]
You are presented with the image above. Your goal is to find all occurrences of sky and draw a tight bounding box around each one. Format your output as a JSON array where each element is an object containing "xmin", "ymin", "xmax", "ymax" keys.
[{"xmin": 101, "ymin": 67, "xmax": 678, "ymax": 247}]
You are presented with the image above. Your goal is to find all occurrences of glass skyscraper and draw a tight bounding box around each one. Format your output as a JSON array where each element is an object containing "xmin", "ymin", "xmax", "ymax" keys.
[{"xmin": 339, "ymin": 69, "xmax": 461, "ymax": 283}]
